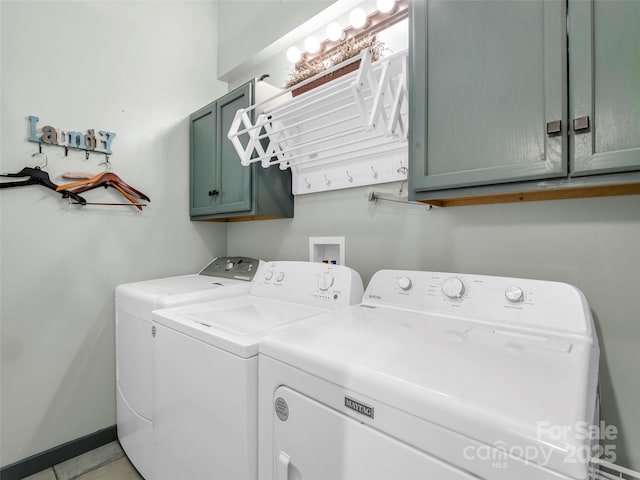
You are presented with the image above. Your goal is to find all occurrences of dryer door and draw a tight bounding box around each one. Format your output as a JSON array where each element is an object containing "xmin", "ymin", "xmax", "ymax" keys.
[{"xmin": 272, "ymin": 386, "xmax": 476, "ymax": 480}]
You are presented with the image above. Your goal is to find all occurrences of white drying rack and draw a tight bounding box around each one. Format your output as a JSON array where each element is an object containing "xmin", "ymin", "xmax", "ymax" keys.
[
  {"xmin": 591, "ymin": 459, "xmax": 640, "ymax": 480},
  {"xmin": 227, "ymin": 48, "xmax": 409, "ymax": 194}
]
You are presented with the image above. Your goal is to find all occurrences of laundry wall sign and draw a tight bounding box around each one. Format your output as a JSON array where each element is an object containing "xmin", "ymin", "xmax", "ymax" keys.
[{"xmin": 28, "ymin": 115, "xmax": 116, "ymax": 155}]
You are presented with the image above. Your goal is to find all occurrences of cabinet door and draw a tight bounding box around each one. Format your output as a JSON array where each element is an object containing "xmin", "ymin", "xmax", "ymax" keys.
[
  {"xmin": 410, "ymin": 0, "xmax": 567, "ymax": 193},
  {"xmin": 190, "ymin": 102, "xmax": 217, "ymax": 217},
  {"xmin": 570, "ymin": 0, "xmax": 640, "ymax": 176},
  {"xmin": 215, "ymin": 83, "xmax": 252, "ymax": 214}
]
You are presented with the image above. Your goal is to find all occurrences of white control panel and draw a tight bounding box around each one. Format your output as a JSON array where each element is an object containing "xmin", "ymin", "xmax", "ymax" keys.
[
  {"xmin": 251, "ymin": 261, "xmax": 364, "ymax": 308},
  {"xmin": 363, "ymin": 270, "xmax": 592, "ymax": 337}
]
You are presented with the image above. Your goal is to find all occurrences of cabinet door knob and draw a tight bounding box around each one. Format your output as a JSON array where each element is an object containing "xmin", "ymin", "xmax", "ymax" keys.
[
  {"xmin": 208, "ymin": 189, "xmax": 219, "ymax": 197},
  {"xmin": 546, "ymin": 120, "xmax": 562, "ymax": 135},
  {"xmin": 573, "ymin": 116, "xmax": 590, "ymax": 132}
]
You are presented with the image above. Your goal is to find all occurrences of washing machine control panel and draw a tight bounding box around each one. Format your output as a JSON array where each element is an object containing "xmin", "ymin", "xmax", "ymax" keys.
[
  {"xmin": 252, "ymin": 261, "xmax": 364, "ymax": 309},
  {"xmin": 362, "ymin": 270, "xmax": 591, "ymax": 335},
  {"xmin": 200, "ymin": 257, "xmax": 261, "ymax": 281}
]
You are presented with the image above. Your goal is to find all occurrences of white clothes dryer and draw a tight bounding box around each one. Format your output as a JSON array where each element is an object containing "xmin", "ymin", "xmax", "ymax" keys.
[
  {"xmin": 150, "ymin": 261, "xmax": 363, "ymax": 480},
  {"xmin": 258, "ymin": 270, "xmax": 600, "ymax": 480},
  {"xmin": 115, "ymin": 256, "xmax": 262, "ymax": 479}
]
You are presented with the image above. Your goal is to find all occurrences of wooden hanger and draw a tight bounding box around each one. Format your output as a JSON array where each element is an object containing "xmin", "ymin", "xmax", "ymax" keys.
[{"xmin": 56, "ymin": 171, "xmax": 149, "ymax": 209}]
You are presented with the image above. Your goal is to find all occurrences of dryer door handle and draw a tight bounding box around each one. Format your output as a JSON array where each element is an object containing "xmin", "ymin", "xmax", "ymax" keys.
[{"xmin": 277, "ymin": 451, "xmax": 290, "ymax": 480}]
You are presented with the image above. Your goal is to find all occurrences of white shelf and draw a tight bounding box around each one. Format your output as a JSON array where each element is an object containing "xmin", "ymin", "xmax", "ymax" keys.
[{"xmin": 228, "ymin": 49, "xmax": 409, "ymax": 195}]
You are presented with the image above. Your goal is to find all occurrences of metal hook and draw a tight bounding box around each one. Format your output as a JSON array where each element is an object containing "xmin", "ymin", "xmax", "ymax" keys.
[
  {"xmin": 324, "ymin": 174, "xmax": 331, "ymax": 186},
  {"xmin": 346, "ymin": 170, "xmax": 353, "ymax": 183},
  {"xmin": 304, "ymin": 178, "xmax": 311, "ymax": 189},
  {"xmin": 98, "ymin": 154, "xmax": 112, "ymax": 170},
  {"xmin": 85, "ymin": 150, "xmax": 90, "ymax": 160},
  {"xmin": 371, "ymin": 166, "xmax": 379, "ymax": 179},
  {"xmin": 397, "ymin": 160, "xmax": 408, "ymax": 175},
  {"xmin": 31, "ymin": 151, "xmax": 48, "ymax": 168}
]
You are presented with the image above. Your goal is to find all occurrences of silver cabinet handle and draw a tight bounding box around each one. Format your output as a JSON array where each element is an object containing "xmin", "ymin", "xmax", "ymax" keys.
[
  {"xmin": 573, "ymin": 116, "xmax": 590, "ymax": 132},
  {"xmin": 546, "ymin": 120, "xmax": 562, "ymax": 135}
]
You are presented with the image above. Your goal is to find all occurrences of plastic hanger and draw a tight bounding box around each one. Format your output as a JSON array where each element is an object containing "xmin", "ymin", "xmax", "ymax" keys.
[{"xmin": 0, "ymin": 153, "xmax": 87, "ymax": 204}]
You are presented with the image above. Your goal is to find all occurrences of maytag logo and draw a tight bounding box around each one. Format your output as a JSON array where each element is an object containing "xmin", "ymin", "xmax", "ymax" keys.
[{"xmin": 345, "ymin": 396, "xmax": 374, "ymax": 419}]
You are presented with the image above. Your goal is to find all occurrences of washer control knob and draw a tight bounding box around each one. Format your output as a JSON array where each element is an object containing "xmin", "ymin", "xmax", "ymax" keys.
[
  {"xmin": 264, "ymin": 270, "xmax": 274, "ymax": 281},
  {"xmin": 276, "ymin": 272, "xmax": 285, "ymax": 282},
  {"xmin": 317, "ymin": 273, "xmax": 335, "ymax": 291},
  {"xmin": 397, "ymin": 276, "xmax": 412, "ymax": 291},
  {"xmin": 505, "ymin": 285, "xmax": 524, "ymax": 303},
  {"xmin": 442, "ymin": 277, "xmax": 465, "ymax": 299},
  {"xmin": 225, "ymin": 261, "xmax": 235, "ymax": 271}
]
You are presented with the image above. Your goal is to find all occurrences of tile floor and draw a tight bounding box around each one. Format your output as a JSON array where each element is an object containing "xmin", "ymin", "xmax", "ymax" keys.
[{"xmin": 22, "ymin": 442, "xmax": 142, "ymax": 480}]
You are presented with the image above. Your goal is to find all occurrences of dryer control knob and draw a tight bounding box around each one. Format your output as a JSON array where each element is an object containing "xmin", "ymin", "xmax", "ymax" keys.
[
  {"xmin": 264, "ymin": 270, "xmax": 274, "ymax": 281},
  {"xmin": 276, "ymin": 272, "xmax": 285, "ymax": 282},
  {"xmin": 317, "ymin": 273, "xmax": 335, "ymax": 291},
  {"xmin": 442, "ymin": 277, "xmax": 465, "ymax": 299},
  {"xmin": 505, "ymin": 285, "xmax": 524, "ymax": 303},
  {"xmin": 225, "ymin": 261, "xmax": 235, "ymax": 271},
  {"xmin": 397, "ymin": 276, "xmax": 412, "ymax": 291}
]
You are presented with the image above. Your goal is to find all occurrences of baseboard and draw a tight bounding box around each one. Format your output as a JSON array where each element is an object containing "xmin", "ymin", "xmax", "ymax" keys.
[{"xmin": 0, "ymin": 425, "xmax": 117, "ymax": 480}]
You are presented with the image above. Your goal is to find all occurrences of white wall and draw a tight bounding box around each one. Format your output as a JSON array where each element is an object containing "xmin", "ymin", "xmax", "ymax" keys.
[
  {"xmin": 217, "ymin": 0, "xmax": 333, "ymax": 81},
  {"xmin": 0, "ymin": 1, "xmax": 226, "ymax": 467}
]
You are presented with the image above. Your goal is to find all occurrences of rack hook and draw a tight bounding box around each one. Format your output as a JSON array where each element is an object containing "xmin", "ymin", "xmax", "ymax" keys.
[
  {"xmin": 85, "ymin": 150, "xmax": 90, "ymax": 160},
  {"xmin": 371, "ymin": 166, "xmax": 379, "ymax": 179},
  {"xmin": 324, "ymin": 174, "xmax": 331, "ymax": 186},
  {"xmin": 346, "ymin": 170, "xmax": 353, "ymax": 183},
  {"xmin": 31, "ymin": 151, "xmax": 48, "ymax": 168},
  {"xmin": 99, "ymin": 154, "xmax": 112, "ymax": 170},
  {"xmin": 304, "ymin": 178, "xmax": 311, "ymax": 189}
]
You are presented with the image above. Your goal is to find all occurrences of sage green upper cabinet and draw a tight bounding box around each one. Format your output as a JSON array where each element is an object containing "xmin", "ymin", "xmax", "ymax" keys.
[
  {"xmin": 189, "ymin": 80, "xmax": 293, "ymax": 221},
  {"xmin": 570, "ymin": 0, "xmax": 640, "ymax": 176},
  {"xmin": 409, "ymin": 0, "xmax": 567, "ymax": 193}
]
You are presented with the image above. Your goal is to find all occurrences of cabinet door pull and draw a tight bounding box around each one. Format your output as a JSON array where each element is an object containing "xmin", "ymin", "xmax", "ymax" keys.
[
  {"xmin": 546, "ymin": 120, "xmax": 562, "ymax": 135},
  {"xmin": 573, "ymin": 116, "xmax": 590, "ymax": 132},
  {"xmin": 208, "ymin": 189, "xmax": 219, "ymax": 197}
]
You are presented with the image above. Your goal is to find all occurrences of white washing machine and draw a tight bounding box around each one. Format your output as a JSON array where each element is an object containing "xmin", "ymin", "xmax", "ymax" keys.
[
  {"xmin": 115, "ymin": 256, "xmax": 262, "ymax": 480},
  {"xmin": 150, "ymin": 261, "xmax": 363, "ymax": 480},
  {"xmin": 258, "ymin": 270, "xmax": 600, "ymax": 480}
]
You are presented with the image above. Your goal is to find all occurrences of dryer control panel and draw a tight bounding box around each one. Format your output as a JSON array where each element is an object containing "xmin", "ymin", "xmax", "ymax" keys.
[
  {"xmin": 252, "ymin": 261, "xmax": 364, "ymax": 308},
  {"xmin": 199, "ymin": 256, "xmax": 261, "ymax": 281},
  {"xmin": 363, "ymin": 270, "xmax": 592, "ymax": 337}
]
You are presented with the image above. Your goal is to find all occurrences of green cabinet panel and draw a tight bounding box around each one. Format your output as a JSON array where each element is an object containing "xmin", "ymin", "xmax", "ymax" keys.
[
  {"xmin": 409, "ymin": 0, "xmax": 567, "ymax": 194},
  {"xmin": 570, "ymin": 0, "xmax": 640, "ymax": 176},
  {"xmin": 189, "ymin": 80, "xmax": 293, "ymax": 221},
  {"xmin": 190, "ymin": 103, "xmax": 217, "ymax": 217},
  {"xmin": 215, "ymin": 84, "xmax": 252, "ymax": 213}
]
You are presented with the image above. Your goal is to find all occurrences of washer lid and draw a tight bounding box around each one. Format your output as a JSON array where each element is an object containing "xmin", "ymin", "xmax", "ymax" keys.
[
  {"xmin": 116, "ymin": 275, "xmax": 251, "ymax": 319},
  {"xmin": 152, "ymin": 295, "xmax": 327, "ymax": 358},
  {"xmin": 259, "ymin": 305, "xmax": 599, "ymax": 479}
]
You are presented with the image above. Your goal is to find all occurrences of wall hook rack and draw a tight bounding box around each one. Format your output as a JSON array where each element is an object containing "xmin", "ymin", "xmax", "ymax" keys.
[{"xmin": 27, "ymin": 115, "xmax": 116, "ymax": 158}]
